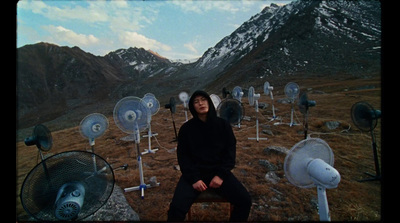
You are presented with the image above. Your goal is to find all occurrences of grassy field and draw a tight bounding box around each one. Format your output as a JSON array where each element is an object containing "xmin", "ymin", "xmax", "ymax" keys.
[{"xmin": 16, "ymin": 76, "xmax": 381, "ymax": 221}]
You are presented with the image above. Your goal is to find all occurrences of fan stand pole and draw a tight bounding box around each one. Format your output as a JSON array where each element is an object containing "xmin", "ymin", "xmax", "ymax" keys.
[
  {"xmin": 142, "ymin": 124, "xmax": 159, "ymax": 155},
  {"xmin": 290, "ymin": 102, "xmax": 295, "ymax": 127},
  {"xmin": 170, "ymin": 112, "xmax": 178, "ymax": 142},
  {"xmin": 359, "ymin": 130, "xmax": 381, "ymax": 182},
  {"xmin": 270, "ymin": 91, "xmax": 276, "ymax": 120},
  {"xmin": 89, "ymin": 138, "xmax": 98, "ymax": 172},
  {"xmin": 124, "ymin": 131, "xmax": 160, "ymax": 197},
  {"xmin": 303, "ymin": 110, "xmax": 309, "ymax": 140},
  {"xmin": 316, "ymin": 185, "xmax": 331, "ymax": 221},
  {"xmin": 248, "ymin": 100, "xmax": 267, "ymax": 142}
]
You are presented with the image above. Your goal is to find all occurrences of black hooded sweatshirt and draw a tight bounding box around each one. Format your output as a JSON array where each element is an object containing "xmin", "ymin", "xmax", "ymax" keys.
[{"xmin": 177, "ymin": 90, "xmax": 237, "ymax": 185}]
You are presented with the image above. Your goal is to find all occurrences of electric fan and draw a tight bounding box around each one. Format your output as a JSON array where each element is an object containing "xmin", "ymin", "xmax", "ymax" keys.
[
  {"xmin": 298, "ymin": 92, "xmax": 316, "ymax": 139},
  {"xmin": 20, "ymin": 150, "xmax": 114, "ymax": 221},
  {"xmin": 179, "ymin": 91, "xmax": 190, "ymax": 122},
  {"xmin": 113, "ymin": 96, "xmax": 160, "ymax": 198},
  {"xmin": 232, "ymin": 86, "xmax": 244, "ymax": 102},
  {"xmin": 165, "ymin": 96, "xmax": 178, "ymax": 142},
  {"xmin": 217, "ymin": 98, "xmax": 244, "ymax": 126},
  {"xmin": 80, "ymin": 113, "xmax": 108, "ymax": 150},
  {"xmin": 141, "ymin": 93, "xmax": 160, "ymax": 154},
  {"xmin": 210, "ymin": 94, "xmax": 222, "ymax": 109},
  {"xmin": 284, "ymin": 82, "xmax": 300, "ymax": 127},
  {"xmin": 263, "ymin": 81, "xmax": 277, "ymax": 120},
  {"xmin": 222, "ymin": 87, "xmax": 232, "ymax": 98},
  {"xmin": 351, "ymin": 101, "xmax": 381, "ymax": 182},
  {"xmin": 284, "ymin": 138, "xmax": 340, "ymax": 221},
  {"xmin": 248, "ymin": 86, "xmax": 267, "ymax": 141},
  {"xmin": 24, "ymin": 124, "xmax": 53, "ymax": 162}
]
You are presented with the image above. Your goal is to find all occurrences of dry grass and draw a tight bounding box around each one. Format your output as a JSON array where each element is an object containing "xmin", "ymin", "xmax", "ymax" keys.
[{"xmin": 16, "ymin": 76, "xmax": 381, "ymax": 221}]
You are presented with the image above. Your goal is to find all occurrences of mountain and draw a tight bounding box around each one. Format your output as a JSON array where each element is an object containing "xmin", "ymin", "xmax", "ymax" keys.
[
  {"xmin": 16, "ymin": 0, "xmax": 381, "ymax": 130},
  {"xmin": 16, "ymin": 43, "xmax": 183, "ymax": 128},
  {"xmin": 191, "ymin": 0, "xmax": 381, "ymax": 91}
]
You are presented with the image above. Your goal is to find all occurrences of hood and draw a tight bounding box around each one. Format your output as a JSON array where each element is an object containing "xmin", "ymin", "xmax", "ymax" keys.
[{"xmin": 188, "ymin": 90, "xmax": 217, "ymax": 122}]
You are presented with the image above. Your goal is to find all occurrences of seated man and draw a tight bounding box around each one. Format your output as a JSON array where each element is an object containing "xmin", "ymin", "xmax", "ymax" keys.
[{"xmin": 167, "ymin": 90, "xmax": 252, "ymax": 221}]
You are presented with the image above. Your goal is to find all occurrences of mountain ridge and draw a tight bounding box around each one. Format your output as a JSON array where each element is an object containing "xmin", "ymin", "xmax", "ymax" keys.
[{"xmin": 16, "ymin": 0, "xmax": 381, "ymax": 130}]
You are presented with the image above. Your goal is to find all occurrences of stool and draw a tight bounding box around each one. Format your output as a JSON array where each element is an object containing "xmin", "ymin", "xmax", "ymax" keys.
[{"xmin": 187, "ymin": 188, "xmax": 233, "ymax": 221}]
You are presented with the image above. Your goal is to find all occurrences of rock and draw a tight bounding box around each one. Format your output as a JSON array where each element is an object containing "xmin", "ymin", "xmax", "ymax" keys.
[
  {"xmin": 263, "ymin": 146, "xmax": 289, "ymax": 156},
  {"xmin": 85, "ymin": 185, "xmax": 140, "ymax": 221},
  {"xmin": 258, "ymin": 160, "xmax": 277, "ymax": 171},
  {"xmin": 265, "ymin": 171, "xmax": 280, "ymax": 184},
  {"xmin": 325, "ymin": 121, "xmax": 341, "ymax": 130}
]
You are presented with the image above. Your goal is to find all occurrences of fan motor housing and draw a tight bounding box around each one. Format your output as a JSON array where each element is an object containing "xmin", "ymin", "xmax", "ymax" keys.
[{"xmin": 54, "ymin": 182, "xmax": 86, "ymax": 220}]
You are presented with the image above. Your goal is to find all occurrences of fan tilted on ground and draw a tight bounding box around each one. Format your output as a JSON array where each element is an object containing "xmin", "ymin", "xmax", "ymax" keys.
[
  {"xmin": 24, "ymin": 124, "xmax": 53, "ymax": 162},
  {"xmin": 263, "ymin": 81, "xmax": 277, "ymax": 120},
  {"xmin": 113, "ymin": 96, "xmax": 160, "ymax": 198},
  {"xmin": 284, "ymin": 138, "xmax": 340, "ymax": 221},
  {"xmin": 284, "ymin": 82, "xmax": 300, "ymax": 127},
  {"xmin": 298, "ymin": 92, "xmax": 316, "ymax": 139},
  {"xmin": 20, "ymin": 151, "xmax": 114, "ymax": 221},
  {"xmin": 248, "ymin": 86, "xmax": 267, "ymax": 141},
  {"xmin": 351, "ymin": 101, "xmax": 381, "ymax": 182},
  {"xmin": 217, "ymin": 98, "xmax": 244, "ymax": 126},
  {"xmin": 142, "ymin": 93, "xmax": 160, "ymax": 154}
]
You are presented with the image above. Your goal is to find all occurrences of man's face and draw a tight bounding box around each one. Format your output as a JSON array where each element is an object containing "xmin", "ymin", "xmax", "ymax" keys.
[{"xmin": 193, "ymin": 95, "xmax": 209, "ymax": 115}]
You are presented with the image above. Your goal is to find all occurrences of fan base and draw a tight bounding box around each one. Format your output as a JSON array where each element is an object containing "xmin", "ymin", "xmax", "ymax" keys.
[{"xmin": 357, "ymin": 172, "xmax": 381, "ymax": 182}]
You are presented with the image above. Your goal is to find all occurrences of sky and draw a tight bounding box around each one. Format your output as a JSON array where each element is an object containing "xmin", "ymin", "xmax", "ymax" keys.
[{"xmin": 17, "ymin": 0, "xmax": 293, "ymax": 60}]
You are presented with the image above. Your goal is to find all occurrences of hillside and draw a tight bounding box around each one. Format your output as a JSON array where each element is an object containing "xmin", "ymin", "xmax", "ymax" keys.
[
  {"xmin": 16, "ymin": 76, "xmax": 381, "ymax": 221},
  {"xmin": 16, "ymin": 0, "xmax": 381, "ymax": 131}
]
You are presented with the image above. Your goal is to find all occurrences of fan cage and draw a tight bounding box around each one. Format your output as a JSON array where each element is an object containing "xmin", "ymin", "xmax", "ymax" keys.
[
  {"xmin": 284, "ymin": 138, "xmax": 334, "ymax": 188},
  {"xmin": 217, "ymin": 99, "xmax": 244, "ymax": 125},
  {"xmin": 20, "ymin": 151, "xmax": 114, "ymax": 221}
]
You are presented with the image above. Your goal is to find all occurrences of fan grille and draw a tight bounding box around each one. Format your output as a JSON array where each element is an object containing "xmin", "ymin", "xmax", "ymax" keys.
[
  {"xmin": 217, "ymin": 99, "xmax": 244, "ymax": 125},
  {"xmin": 284, "ymin": 138, "xmax": 334, "ymax": 188},
  {"xmin": 351, "ymin": 101, "xmax": 378, "ymax": 132},
  {"xmin": 20, "ymin": 151, "xmax": 114, "ymax": 221},
  {"xmin": 55, "ymin": 201, "xmax": 81, "ymax": 220}
]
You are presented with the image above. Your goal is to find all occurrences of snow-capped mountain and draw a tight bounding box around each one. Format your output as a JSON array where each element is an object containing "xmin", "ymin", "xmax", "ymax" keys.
[
  {"xmin": 17, "ymin": 0, "xmax": 381, "ymax": 129},
  {"xmin": 192, "ymin": 0, "xmax": 381, "ymax": 90}
]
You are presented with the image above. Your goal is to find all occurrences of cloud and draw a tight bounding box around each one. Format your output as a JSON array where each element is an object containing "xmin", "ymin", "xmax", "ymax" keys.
[
  {"xmin": 170, "ymin": 0, "xmax": 244, "ymax": 14},
  {"xmin": 119, "ymin": 31, "xmax": 171, "ymax": 51},
  {"xmin": 43, "ymin": 25, "xmax": 99, "ymax": 46}
]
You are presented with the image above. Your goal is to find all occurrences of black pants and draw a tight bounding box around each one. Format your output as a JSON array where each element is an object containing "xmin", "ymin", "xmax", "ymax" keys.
[{"xmin": 167, "ymin": 172, "xmax": 252, "ymax": 221}]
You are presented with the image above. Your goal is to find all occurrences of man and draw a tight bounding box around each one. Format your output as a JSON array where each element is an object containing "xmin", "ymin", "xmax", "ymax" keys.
[{"xmin": 167, "ymin": 90, "xmax": 252, "ymax": 221}]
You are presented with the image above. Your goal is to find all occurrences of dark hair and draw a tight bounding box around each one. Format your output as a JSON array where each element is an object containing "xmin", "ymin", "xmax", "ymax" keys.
[{"xmin": 188, "ymin": 90, "xmax": 217, "ymax": 122}]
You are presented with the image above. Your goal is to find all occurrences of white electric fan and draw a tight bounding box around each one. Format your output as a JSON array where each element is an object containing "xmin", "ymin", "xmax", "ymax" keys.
[
  {"xmin": 284, "ymin": 138, "xmax": 340, "ymax": 221},
  {"xmin": 141, "ymin": 93, "xmax": 160, "ymax": 154},
  {"xmin": 263, "ymin": 81, "xmax": 277, "ymax": 120},
  {"xmin": 179, "ymin": 91, "xmax": 189, "ymax": 122},
  {"xmin": 80, "ymin": 113, "xmax": 109, "ymax": 172},
  {"xmin": 248, "ymin": 86, "xmax": 267, "ymax": 141},
  {"xmin": 284, "ymin": 82, "xmax": 300, "ymax": 127},
  {"xmin": 80, "ymin": 113, "xmax": 109, "ymax": 148},
  {"xmin": 210, "ymin": 94, "xmax": 222, "ymax": 109},
  {"xmin": 232, "ymin": 86, "xmax": 244, "ymax": 102},
  {"xmin": 113, "ymin": 96, "xmax": 160, "ymax": 198}
]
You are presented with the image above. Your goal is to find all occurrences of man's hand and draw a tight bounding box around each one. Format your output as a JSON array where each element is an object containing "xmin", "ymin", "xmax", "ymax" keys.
[
  {"xmin": 209, "ymin": 176, "xmax": 223, "ymax": 188},
  {"xmin": 193, "ymin": 180, "xmax": 207, "ymax": 192}
]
